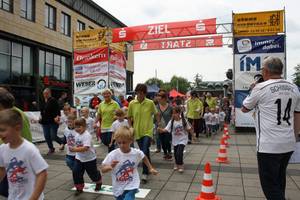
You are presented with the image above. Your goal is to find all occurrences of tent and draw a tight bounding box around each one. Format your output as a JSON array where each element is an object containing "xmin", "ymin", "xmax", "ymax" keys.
[{"xmin": 169, "ymin": 89, "xmax": 185, "ymax": 98}]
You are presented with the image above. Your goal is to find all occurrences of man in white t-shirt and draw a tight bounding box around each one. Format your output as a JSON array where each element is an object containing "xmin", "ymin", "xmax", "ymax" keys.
[
  {"xmin": 242, "ymin": 57, "xmax": 300, "ymax": 200},
  {"xmin": 0, "ymin": 109, "xmax": 48, "ymax": 200}
]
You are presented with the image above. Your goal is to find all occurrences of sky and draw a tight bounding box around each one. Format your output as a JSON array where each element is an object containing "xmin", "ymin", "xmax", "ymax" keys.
[{"xmin": 94, "ymin": 0, "xmax": 300, "ymax": 86}]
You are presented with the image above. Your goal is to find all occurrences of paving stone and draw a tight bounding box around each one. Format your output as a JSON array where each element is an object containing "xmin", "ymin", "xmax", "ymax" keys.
[
  {"xmin": 44, "ymin": 189, "xmax": 73, "ymax": 200},
  {"xmin": 163, "ymin": 181, "xmax": 190, "ymax": 192},
  {"xmin": 218, "ymin": 177, "xmax": 243, "ymax": 186},
  {"xmin": 217, "ymin": 185, "xmax": 244, "ymax": 196},
  {"xmin": 244, "ymin": 186, "xmax": 265, "ymax": 198},
  {"xmin": 155, "ymin": 190, "xmax": 186, "ymax": 200}
]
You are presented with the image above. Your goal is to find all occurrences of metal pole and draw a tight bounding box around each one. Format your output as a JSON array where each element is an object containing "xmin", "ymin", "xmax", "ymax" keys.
[
  {"xmin": 106, "ymin": 28, "xmax": 111, "ymax": 89},
  {"xmin": 283, "ymin": 8, "xmax": 287, "ymax": 79}
]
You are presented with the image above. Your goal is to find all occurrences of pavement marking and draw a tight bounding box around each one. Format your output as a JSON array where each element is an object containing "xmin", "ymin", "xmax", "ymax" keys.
[{"xmin": 71, "ymin": 183, "xmax": 151, "ymax": 198}]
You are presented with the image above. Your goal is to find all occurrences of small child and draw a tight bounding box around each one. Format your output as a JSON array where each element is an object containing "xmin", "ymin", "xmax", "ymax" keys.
[
  {"xmin": 57, "ymin": 104, "xmax": 73, "ymax": 151},
  {"xmin": 0, "ymin": 109, "xmax": 48, "ymax": 200},
  {"xmin": 64, "ymin": 115, "xmax": 77, "ymax": 170},
  {"xmin": 80, "ymin": 107, "xmax": 95, "ymax": 135},
  {"xmin": 110, "ymin": 109, "xmax": 130, "ymax": 148},
  {"xmin": 101, "ymin": 126, "xmax": 158, "ymax": 200},
  {"xmin": 203, "ymin": 107, "xmax": 212, "ymax": 137},
  {"xmin": 210, "ymin": 108, "xmax": 219, "ymax": 134},
  {"xmin": 70, "ymin": 118, "xmax": 102, "ymax": 195},
  {"xmin": 218, "ymin": 108, "xmax": 226, "ymax": 131},
  {"xmin": 159, "ymin": 106, "xmax": 193, "ymax": 173}
]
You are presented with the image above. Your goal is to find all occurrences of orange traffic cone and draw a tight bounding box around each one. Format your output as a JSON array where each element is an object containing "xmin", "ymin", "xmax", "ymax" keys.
[
  {"xmin": 223, "ymin": 126, "xmax": 230, "ymax": 139},
  {"xmin": 216, "ymin": 138, "xmax": 229, "ymax": 164},
  {"xmin": 195, "ymin": 162, "xmax": 221, "ymax": 200},
  {"xmin": 222, "ymin": 134, "xmax": 229, "ymax": 148}
]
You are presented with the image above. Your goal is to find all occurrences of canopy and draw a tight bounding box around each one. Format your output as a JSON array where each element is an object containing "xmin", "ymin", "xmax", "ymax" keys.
[{"xmin": 169, "ymin": 89, "xmax": 185, "ymax": 97}]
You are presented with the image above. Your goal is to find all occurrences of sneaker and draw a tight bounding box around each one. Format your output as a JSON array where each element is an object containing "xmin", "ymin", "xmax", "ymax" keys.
[
  {"xmin": 155, "ymin": 149, "xmax": 161, "ymax": 153},
  {"xmin": 46, "ymin": 149, "xmax": 55, "ymax": 155},
  {"xmin": 95, "ymin": 183, "xmax": 102, "ymax": 191},
  {"xmin": 173, "ymin": 165, "xmax": 178, "ymax": 171},
  {"xmin": 59, "ymin": 144, "xmax": 65, "ymax": 151},
  {"xmin": 75, "ymin": 189, "xmax": 83, "ymax": 196},
  {"xmin": 178, "ymin": 168, "xmax": 184, "ymax": 173},
  {"xmin": 141, "ymin": 174, "xmax": 148, "ymax": 184},
  {"xmin": 164, "ymin": 154, "xmax": 173, "ymax": 161}
]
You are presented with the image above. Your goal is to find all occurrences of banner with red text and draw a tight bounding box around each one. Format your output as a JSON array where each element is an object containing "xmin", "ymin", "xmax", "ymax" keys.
[
  {"xmin": 73, "ymin": 47, "xmax": 109, "ymax": 95},
  {"xmin": 133, "ymin": 35, "xmax": 223, "ymax": 51},
  {"xmin": 112, "ymin": 18, "xmax": 217, "ymax": 43},
  {"xmin": 109, "ymin": 49, "xmax": 127, "ymax": 95}
]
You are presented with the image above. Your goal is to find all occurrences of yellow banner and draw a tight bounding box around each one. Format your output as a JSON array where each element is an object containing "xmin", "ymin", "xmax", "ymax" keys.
[
  {"xmin": 73, "ymin": 28, "xmax": 125, "ymax": 51},
  {"xmin": 233, "ymin": 10, "xmax": 284, "ymax": 36}
]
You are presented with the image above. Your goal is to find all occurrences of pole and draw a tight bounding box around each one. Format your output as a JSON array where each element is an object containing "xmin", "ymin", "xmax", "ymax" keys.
[
  {"xmin": 176, "ymin": 79, "xmax": 179, "ymax": 91},
  {"xmin": 106, "ymin": 28, "xmax": 111, "ymax": 89},
  {"xmin": 283, "ymin": 7, "xmax": 287, "ymax": 79}
]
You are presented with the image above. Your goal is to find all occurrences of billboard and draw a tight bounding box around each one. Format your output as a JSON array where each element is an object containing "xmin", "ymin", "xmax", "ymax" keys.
[
  {"xmin": 233, "ymin": 10, "xmax": 284, "ymax": 36},
  {"xmin": 133, "ymin": 35, "xmax": 223, "ymax": 51},
  {"xmin": 112, "ymin": 18, "xmax": 217, "ymax": 42}
]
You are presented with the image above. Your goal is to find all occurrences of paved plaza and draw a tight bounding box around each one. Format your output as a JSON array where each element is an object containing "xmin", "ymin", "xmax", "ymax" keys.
[{"xmin": 2, "ymin": 129, "xmax": 300, "ymax": 200}]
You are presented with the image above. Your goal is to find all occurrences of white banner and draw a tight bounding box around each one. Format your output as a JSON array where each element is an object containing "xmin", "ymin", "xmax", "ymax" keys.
[
  {"xmin": 290, "ymin": 141, "xmax": 300, "ymax": 164},
  {"xmin": 235, "ymin": 108, "xmax": 255, "ymax": 127},
  {"xmin": 234, "ymin": 52, "xmax": 285, "ymax": 90}
]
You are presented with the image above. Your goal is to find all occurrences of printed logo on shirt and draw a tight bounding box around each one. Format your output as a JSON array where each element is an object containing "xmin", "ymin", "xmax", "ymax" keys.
[
  {"xmin": 7, "ymin": 157, "xmax": 28, "ymax": 184},
  {"xmin": 67, "ymin": 134, "xmax": 76, "ymax": 147},
  {"xmin": 116, "ymin": 160, "xmax": 135, "ymax": 182},
  {"xmin": 75, "ymin": 140, "xmax": 83, "ymax": 147},
  {"xmin": 174, "ymin": 125, "xmax": 184, "ymax": 136}
]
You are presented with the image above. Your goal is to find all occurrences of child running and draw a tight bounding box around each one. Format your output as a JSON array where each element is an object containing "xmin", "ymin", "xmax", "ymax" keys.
[
  {"xmin": 159, "ymin": 106, "xmax": 193, "ymax": 173},
  {"xmin": 101, "ymin": 126, "xmax": 158, "ymax": 200},
  {"xmin": 203, "ymin": 107, "xmax": 212, "ymax": 137},
  {"xmin": 0, "ymin": 109, "xmax": 48, "ymax": 200},
  {"xmin": 80, "ymin": 107, "xmax": 95, "ymax": 135},
  {"xmin": 64, "ymin": 115, "xmax": 77, "ymax": 170},
  {"xmin": 110, "ymin": 109, "xmax": 130, "ymax": 148},
  {"xmin": 70, "ymin": 118, "xmax": 102, "ymax": 195}
]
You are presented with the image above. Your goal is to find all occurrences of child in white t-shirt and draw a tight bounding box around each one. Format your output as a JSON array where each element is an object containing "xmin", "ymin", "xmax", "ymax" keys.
[
  {"xmin": 110, "ymin": 109, "xmax": 130, "ymax": 148},
  {"xmin": 64, "ymin": 115, "xmax": 77, "ymax": 170},
  {"xmin": 80, "ymin": 107, "xmax": 95, "ymax": 135},
  {"xmin": 203, "ymin": 107, "xmax": 212, "ymax": 137},
  {"xmin": 0, "ymin": 109, "xmax": 48, "ymax": 200},
  {"xmin": 218, "ymin": 108, "xmax": 226, "ymax": 131},
  {"xmin": 210, "ymin": 108, "xmax": 219, "ymax": 134},
  {"xmin": 69, "ymin": 118, "xmax": 102, "ymax": 196},
  {"xmin": 159, "ymin": 106, "xmax": 193, "ymax": 173},
  {"xmin": 101, "ymin": 126, "xmax": 158, "ymax": 200}
]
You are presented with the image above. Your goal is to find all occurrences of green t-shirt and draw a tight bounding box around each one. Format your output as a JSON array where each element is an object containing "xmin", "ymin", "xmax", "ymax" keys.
[
  {"xmin": 187, "ymin": 98, "xmax": 203, "ymax": 119},
  {"xmin": 98, "ymin": 100, "xmax": 120, "ymax": 130},
  {"xmin": 127, "ymin": 98, "xmax": 157, "ymax": 140},
  {"xmin": 0, "ymin": 107, "xmax": 32, "ymax": 144},
  {"xmin": 206, "ymin": 97, "xmax": 217, "ymax": 109}
]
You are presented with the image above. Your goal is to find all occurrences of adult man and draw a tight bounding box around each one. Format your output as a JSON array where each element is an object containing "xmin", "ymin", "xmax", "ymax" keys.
[
  {"xmin": 205, "ymin": 92, "xmax": 217, "ymax": 109},
  {"xmin": 242, "ymin": 57, "xmax": 300, "ymax": 200},
  {"xmin": 127, "ymin": 83, "xmax": 158, "ymax": 183},
  {"xmin": 40, "ymin": 88, "xmax": 62, "ymax": 154}
]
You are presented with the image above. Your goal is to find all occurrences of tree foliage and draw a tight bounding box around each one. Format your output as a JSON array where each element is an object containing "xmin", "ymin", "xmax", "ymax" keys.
[
  {"xmin": 145, "ymin": 77, "xmax": 164, "ymax": 87},
  {"xmin": 293, "ymin": 64, "xmax": 300, "ymax": 86},
  {"xmin": 144, "ymin": 76, "xmax": 191, "ymax": 93}
]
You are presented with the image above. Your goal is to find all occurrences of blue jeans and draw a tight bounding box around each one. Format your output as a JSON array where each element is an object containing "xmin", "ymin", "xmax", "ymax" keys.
[
  {"xmin": 116, "ymin": 189, "xmax": 138, "ymax": 200},
  {"xmin": 42, "ymin": 123, "xmax": 62, "ymax": 150},
  {"xmin": 100, "ymin": 132, "xmax": 115, "ymax": 152},
  {"xmin": 174, "ymin": 144, "xmax": 185, "ymax": 165},
  {"xmin": 0, "ymin": 176, "xmax": 8, "ymax": 197},
  {"xmin": 65, "ymin": 155, "xmax": 75, "ymax": 170},
  {"xmin": 136, "ymin": 136, "xmax": 151, "ymax": 175}
]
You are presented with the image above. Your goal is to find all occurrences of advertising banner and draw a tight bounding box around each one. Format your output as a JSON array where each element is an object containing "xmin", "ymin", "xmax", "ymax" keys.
[
  {"xmin": 112, "ymin": 18, "xmax": 217, "ymax": 42},
  {"xmin": 234, "ymin": 52, "xmax": 285, "ymax": 90},
  {"xmin": 235, "ymin": 108, "xmax": 255, "ymax": 127},
  {"xmin": 133, "ymin": 35, "xmax": 223, "ymax": 51},
  {"xmin": 233, "ymin": 10, "xmax": 284, "ymax": 36},
  {"xmin": 73, "ymin": 47, "xmax": 109, "ymax": 95},
  {"xmin": 73, "ymin": 29, "xmax": 107, "ymax": 50}
]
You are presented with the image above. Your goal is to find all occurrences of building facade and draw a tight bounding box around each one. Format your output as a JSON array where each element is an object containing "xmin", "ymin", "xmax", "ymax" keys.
[{"xmin": 0, "ymin": 0, "xmax": 134, "ymax": 110}]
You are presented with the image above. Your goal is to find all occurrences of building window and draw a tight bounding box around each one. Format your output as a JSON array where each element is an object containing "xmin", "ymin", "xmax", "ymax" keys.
[
  {"xmin": 0, "ymin": 0, "xmax": 13, "ymax": 12},
  {"xmin": 20, "ymin": 0, "xmax": 34, "ymax": 21},
  {"xmin": 0, "ymin": 39, "xmax": 33, "ymax": 85},
  {"xmin": 61, "ymin": 12, "xmax": 70, "ymax": 36},
  {"xmin": 77, "ymin": 20, "xmax": 85, "ymax": 31},
  {"xmin": 44, "ymin": 4, "xmax": 56, "ymax": 30},
  {"xmin": 39, "ymin": 50, "xmax": 70, "ymax": 81},
  {"xmin": 88, "ymin": 26, "xmax": 94, "ymax": 29}
]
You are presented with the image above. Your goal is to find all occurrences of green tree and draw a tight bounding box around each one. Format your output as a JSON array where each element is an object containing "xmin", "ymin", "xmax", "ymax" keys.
[
  {"xmin": 144, "ymin": 77, "xmax": 164, "ymax": 87},
  {"xmin": 293, "ymin": 64, "xmax": 300, "ymax": 86},
  {"xmin": 169, "ymin": 76, "xmax": 191, "ymax": 93}
]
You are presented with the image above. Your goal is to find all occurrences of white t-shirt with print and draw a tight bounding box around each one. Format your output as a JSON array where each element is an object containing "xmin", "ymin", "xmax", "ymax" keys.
[
  {"xmin": 83, "ymin": 117, "xmax": 95, "ymax": 135},
  {"xmin": 74, "ymin": 130, "xmax": 96, "ymax": 162},
  {"xmin": 111, "ymin": 119, "xmax": 129, "ymax": 133},
  {"xmin": 64, "ymin": 127, "xmax": 77, "ymax": 156},
  {"xmin": 211, "ymin": 113, "xmax": 219, "ymax": 125},
  {"xmin": 0, "ymin": 140, "xmax": 48, "ymax": 200},
  {"xmin": 165, "ymin": 119, "xmax": 191, "ymax": 146},
  {"xmin": 219, "ymin": 111, "xmax": 226, "ymax": 122},
  {"xmin": 203, "ymin": 113, "xmax": 212, "ymax": 125},
  {"xmin": 102, "ymin": 148, "xmax": 145, "ymax": 197}
]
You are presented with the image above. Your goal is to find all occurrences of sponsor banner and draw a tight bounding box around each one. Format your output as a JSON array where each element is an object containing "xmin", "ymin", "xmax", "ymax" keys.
[
  {"xmin": 234, "ymin": 52, "xmax": 285, "ymax": 90},
  {"xmin": 74, "ymin": 76, "xmax": 108, "ymax": 95},
  {"xmin": 112, "ymin": 18, "xmax": 217, "ymax": 43},
  {"xmin": 74, "ymin": 47, "xmax": 108, "ymax": 65},
  {"xmin": 133, "ymin": 35, "xmax": 223, "ymax": 51},
  {"xmin": 108, "ymin": 50, "xmax": 126, "ymax": 95},
  {"xmin": 73, "ymin": 29, "xmax": 107, "ymax": 50},
  {"xmin": 235, "ymin": 108, "xmax": 255, "ymax": 127},
  {"xmin": 234, "ymin": 35, "xmax": 284, "ymax": 54},
  {"xmin": 24, "ymin": 112, "xmax": 66, "ymax": 143},
  {"xmin": 234, "ymin": 90, "xmax": 249, "ymax": 108},
  {"xmin": 233, "ymin": 10, "xmax": 284, "ymax": 36}
]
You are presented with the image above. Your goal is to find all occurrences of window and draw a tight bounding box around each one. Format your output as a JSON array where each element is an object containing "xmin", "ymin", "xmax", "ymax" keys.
[
  {"xmin": 88, "ymin": 26, "xmax": 94, "ymax": 29},
  {"xmin": 0, "ymin": 39, "xmax": 33, "ymax": 85},
  {"xmin": 39, "ymin": 50, "xmax": 70, "ymax": 81},
  {"xmin": 45, "ymin": 4, "xmax": 56, "ymax": 30},
  {"xmin": 77, "ymin": 20, "xmax": 85, "ymax": 31},
  {"xmin": 20, "ymin": 0, "xmax": 34, "ymax": 21},
  {"xmin": 0, "ymin": 0, "xmax": 13, "ymax": 12},
  {"xmin": 61, "ymin": 12, "xmax": 70, "ymax": 36}
]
